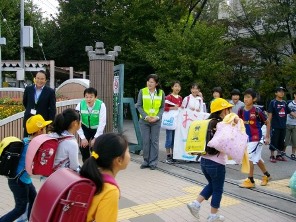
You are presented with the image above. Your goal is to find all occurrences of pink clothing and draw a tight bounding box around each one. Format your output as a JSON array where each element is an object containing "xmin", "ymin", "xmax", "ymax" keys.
[{"xmin": 202, "ymin": 152, "xmax": 228, "ymax": 165}]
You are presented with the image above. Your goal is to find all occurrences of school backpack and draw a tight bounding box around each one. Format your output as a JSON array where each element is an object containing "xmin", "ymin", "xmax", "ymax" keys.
[
  {"xmin": 26, "ymin": 134, "xmax": 72, "ymax": 177},
  {"xmin": 185, "ymin": 119, "xmax": 220, "ymax": 155},
  {"xmin": 29, "ymin": 168, "xmax": 97, "ymax": 222},
  {"xmin": 0, "ymin": 137, "xmax": 24, "ymax": 178}
]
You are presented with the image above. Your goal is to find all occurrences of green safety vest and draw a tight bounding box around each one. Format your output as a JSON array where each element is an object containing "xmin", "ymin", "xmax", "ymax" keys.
[
  {"xmin": 80, "ymin": 99, "xmax": 102, "ymax": 129},
  {"xmin": 142, "ymin": 87, "xmax": 163, "ymax": 117}
]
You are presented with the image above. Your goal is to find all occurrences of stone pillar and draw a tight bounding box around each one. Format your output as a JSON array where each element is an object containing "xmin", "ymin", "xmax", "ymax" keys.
[
  {"xmin": 69, "ymin": 67, "xmax": 74, "ymax": 79},
  {"xmin": 85, "ymin": 42, "xmax": 120, "ymax": 133}
]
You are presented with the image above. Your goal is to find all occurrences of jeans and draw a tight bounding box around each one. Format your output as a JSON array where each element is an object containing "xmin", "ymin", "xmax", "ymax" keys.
[
  {"xmin": 165, "ymin": 129, "xmax": 175, "ymax": 148},
  {"xmin": 200, "ymin": 158, "xmax": 225, "ymax": 209},
  {"xmin": 0, "ymin": 178, "xmax": 37, "ymax": 222}
]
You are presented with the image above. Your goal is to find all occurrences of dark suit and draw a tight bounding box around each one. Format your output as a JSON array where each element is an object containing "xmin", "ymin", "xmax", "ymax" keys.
[{"xmin": 23, "ymin": 84, "xmax": 56, "ymax": 136}]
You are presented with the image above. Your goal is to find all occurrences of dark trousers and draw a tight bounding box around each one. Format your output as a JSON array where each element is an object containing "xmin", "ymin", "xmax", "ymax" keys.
[
  {"xmin": 0, "ymin": 179, "xmax": 37, "ymax": 222},
  {"xmin": 80, "ymin": 125, "xmax": 97, "ymax": 162}
]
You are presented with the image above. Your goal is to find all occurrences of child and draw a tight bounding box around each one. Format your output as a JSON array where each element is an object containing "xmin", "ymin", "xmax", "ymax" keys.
[
  {"xmin": 187, "ymin": 98, "xmax": 234, "ymax": 222},
  {"xmin": 268, "ymin": 87, "xmax": 296, "ymax": 162},
  {"xmin": 80, "ymin": 133, "xmax": 130, "ymax": 222},
  {"xmin": 50, "ymin": 108, "xmax": 81, "ymax": 172},
  {"xmin": 0, "ymin": 114, "xmax": 51, "ymax": 222},
  {"xmin": 209, "ymin": 87, "xmax": 223, "ymax": 113},
  {"xmin": 164, "ymin": 80, "xmax": 182, "ymax": 164},
  {"xmin": 285, "ymin": 91, "xmax": 296, "ymax": 160},
  {"xmin": 229, "ymin": 89, "xmax": 244, "ymax": 114},
  {"xmin": 182, "ymin": 83, "xmax": 204, "ymax": 112},
  {"xmin": 238, "ymin": 88, "xmax": 271, "ymax": 188},
  {"xmin": 75, "ymin": 87, "xmax": 107, "ymax": 162}
]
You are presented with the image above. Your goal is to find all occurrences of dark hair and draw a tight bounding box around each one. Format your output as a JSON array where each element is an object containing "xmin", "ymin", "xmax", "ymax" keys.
[
  {"xmin": 208, "ymin": 111, "xmax": 223, "ymax": 121},
  {"xmin": 230, "ymin": 89, "xmax": 241, "ymax": 96},
  {"xmin": 35, "ymin": 70, "xmax": 48, "ymax": 79},
  {"xmin": 243, "ymin": 88, "xmax": 257, "ymax": 98},
  {"xmin": 80, "ymin": 133, "xmax": 128, "ymax": 193},
  {"xmin": 212, "ymin": 87, "xmax": 223, "ymax": 98},
  {"xmin": 146, "ymin": 74, "xmax": 162, "ymax": 95},
  {"xmin": 170, "ymin": 80, "xmax": 181, "ymax": 88},
  {"xmin": 84, "ymin": 87, "xmax": 97, "ymax": 97},
  {"xmin": 191, "ymin": 83, "xmax": 200, "ymax": 90},
  {"xmin": 52, "ymin": 108, "xmax": 80, "ymax": 135}
]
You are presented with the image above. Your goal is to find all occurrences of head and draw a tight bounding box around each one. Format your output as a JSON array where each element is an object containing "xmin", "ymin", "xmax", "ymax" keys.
[
  {"xmin": 275, "ymin": 86, "xmax": 286, "ymax": 99},
  {"xmin": 190, "ymin": 83, "xmax": 201, "ymax": 97},
  {"xmin": 26, "ymin": 114, "xmax": 52, "ymax": 136},
  {"xmin": 293, "ymin": 91, "xmax": 296, "ymax": 100},
  {"xmin": 243, "ymin": 88, "xmax": 257, "ymax": 106},
  {"xmin": 209, "ymin": 98, "xmax": 233, "ymax": 119},
  {"xmin": 84, "ymin": 87, "xmax": 98, "ymax": 107},
  {"xmin": 146, "ymin": 74, "xmax": 161, "ymax": 93},
  {"xmin": 80, "ymin": 133, "xmax": 130, "ymax": 193},
  {"xmin": 171, "ymin": 80, "xmax": 181, "ymax": 95},
  {"xmin": 52, "ymin": 108, "xmax": 81, "ymax": 135},
  {"xmin": 212, "ymin": 87, "xmax": 223, "ymax": 99},
  {"xmin": 34, "ymin": 70, "xmax": 47, "ymax": 89},
  {"xmin": 231, "ymin": 89, "xmax": 241, "ymax": 104}
]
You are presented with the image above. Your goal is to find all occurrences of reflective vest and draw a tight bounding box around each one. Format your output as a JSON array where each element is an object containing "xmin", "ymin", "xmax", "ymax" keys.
[
  {"xmin": 142, "ymin": 87, "xmax": 163, "ymax": 117},
  {"xmin": 80, "ymin": 99, "xmax": 102, "ymax": 129}
]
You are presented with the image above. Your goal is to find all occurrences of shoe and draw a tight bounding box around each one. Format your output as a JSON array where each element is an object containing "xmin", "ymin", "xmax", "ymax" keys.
[
  {"xmin": 207, "ymin": 214, "xmax": 225, "ymax": 222},
  {"xmin": 172, "ymin": 159, "xmax": 180, "ymax": 164},
  {"xmin": 270, "ymin": 156, "xmax": 277, "ymax": 163},
  {"xmin": 261, "ymin": 175, "xmax": 271, "ymax": 186},
  {"xmin": 140, "ymin": 164, "xmax": 149, "ymax": 169},
  {"xmin": 150, "ymin": 165, "xmax": 156, "ymax": 170},
  {"xmin": 187, "ymin": 201, "xmax": 200, "ymax": 219},
  {"xmin": 276, "ymin": 155, "xmax": 287, "ymax": 161},
  {"xmin": 291, "ymin": 154, "xmax": 296, "ymax": 160},
  {"xmin": 239, "ymin": 178, "xmax": 255, "ymax": 188},
  {"xmin": 165, "ymin": 159, "xmax": 173, "ymax": 164}
]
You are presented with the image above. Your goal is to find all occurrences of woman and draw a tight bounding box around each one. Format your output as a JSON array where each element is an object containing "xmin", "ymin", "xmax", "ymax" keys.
[
  {"xmin": 136, "ymin": 74, "xmax": 165, "ymax": 170},
  {"xmin": 187, "ymin": 98, "xmax": 234, "ymax": 222}
]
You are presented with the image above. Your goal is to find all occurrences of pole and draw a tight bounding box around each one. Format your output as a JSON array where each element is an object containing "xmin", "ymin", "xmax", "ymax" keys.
[
  {"xmin": 0, "ymin": 19, "xmax": 2, "ymax": 87},
  {"xmin": 19, "ymin": 0, "xmax": 25, "ymax": 88}
]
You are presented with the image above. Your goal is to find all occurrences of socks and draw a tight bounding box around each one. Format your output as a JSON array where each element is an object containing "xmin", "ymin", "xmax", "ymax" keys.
[
  {"xmin": 264, "ymin": 171, "xmax": 270, "ymax": 177},
  {"xmin": 248, "ymin": 177, "xmax": 255, "ymax": 183},
  {"xmin": 193, "ymin": 200, "xmax": 201, "ymax": 207}
]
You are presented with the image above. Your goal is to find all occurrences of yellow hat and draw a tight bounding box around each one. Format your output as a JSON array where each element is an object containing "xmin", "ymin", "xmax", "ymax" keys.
[
  {"xmin": 0, "ymin": 137, "xmax": 22, "ymax": 155},
  {"xmin": 210, "ymin": 98, "xmax": 234, "ymax": 113},
  {"xmin": 26, "ymin": 114, "xmax": 52, "ymax": 134}
]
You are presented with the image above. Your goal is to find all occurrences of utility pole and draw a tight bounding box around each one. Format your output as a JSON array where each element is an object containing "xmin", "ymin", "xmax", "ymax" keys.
[
  {"xmin": 0, "ymin": 18, "xmax": 7, "ymax": 88},
  {"xmin": 19, "ymin": 0, "xmax": 25, "ymax": 88}
]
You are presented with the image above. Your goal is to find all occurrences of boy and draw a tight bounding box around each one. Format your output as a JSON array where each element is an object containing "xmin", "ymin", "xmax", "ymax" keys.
[
  {"xmin": 75, "ymin": 87, "xmax": 106, "ymax": 162},
  {"xmin": 285, "ymin": 91, "xmax": 296, "ymax": 160},
  {"xmin": 268, "ymin": 87, "xmax": 296, "ymax": 162},
  {"xmin": 238, "ymin": 88, "xmax": 271, "ymax": 188}
]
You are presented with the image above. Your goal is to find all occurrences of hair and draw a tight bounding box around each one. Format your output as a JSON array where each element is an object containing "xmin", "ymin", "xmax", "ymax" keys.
[
  {"xmin": 146, "ymin": 74, "xmax": 161, "ymax": 95},
  {"xmin": 80, "ymin": 133, "xmax": 128, "ymax": 193},
  {"xmin": 243, "ymin": 88, "xmax": 257, "ymax": 98},
  {"xmin": 51, "ymin": 108, "xmax": 80, "ymax": 135},
  {"xmin": 212, "ymin": 86, "xmax": 223, "ymax": 98},
  {"xmin": 191, "ymin": 83, "xmax": 200, "ymax": 90},
  {"xmin": 35, "ymin": 70, "xmax": 48, "ymax": 79},
  {"xmin": 293, "ymin": 91, "xmax": 296, "ymax": 96},
  {"xmin": 84, "ymin": 87, "xmax": 97, "ymax": 97},
  {"xmin": 170, "ymin": 80, "xmax": 181, "ymax": 88},
  {"xmin": 208, "ymin": 110, "xmax": 223, "ymax": 121}
]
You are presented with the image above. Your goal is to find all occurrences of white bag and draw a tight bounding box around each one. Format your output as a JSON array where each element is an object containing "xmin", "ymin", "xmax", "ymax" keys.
[{"xmin": 161, "ymin": 109, "xmax": 179, "ymax": 130}]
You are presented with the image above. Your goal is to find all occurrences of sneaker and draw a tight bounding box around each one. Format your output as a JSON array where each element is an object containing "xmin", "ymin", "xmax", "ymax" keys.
[
  {"xmin": 207, "ymin": 214, "xmax": 225, "ymax": 222},
  {"xmin": 239, "ymin": 178, "xmax": 255, "ymax": 188},
  {"xmin": 291, "ymin": 154, "xmax": 296, "ymax": 160},
  {"xmin": 187, "ymin": 201, "xmax": 200, "ymax": 219},
  {"xmin": 270, "ymin": 156, "xmax": 277, "ymax": 163},
  {"xmin": 276, "ymin": 155, "xmax": 287, "ymax": 161},
  {"xmin": 172, "ymin": 159, "xmax": 180, "ymax": 164},
  {"xmin": 261, "ymin": 175, "xmax": 271, "ymax": 186},
  {"xmin": 165, "ymin": 159, "xmax": 173, "ymax": 164},
  {"xmin": 150, "ymin": 165, "xmax": 157, "ymax": 170},
  {"xmin": 140, "ymin": 164, "xmax": 149, "ymax": 169}
]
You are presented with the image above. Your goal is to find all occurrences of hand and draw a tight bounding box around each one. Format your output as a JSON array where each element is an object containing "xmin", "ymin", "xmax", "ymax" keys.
[
  {"xmin": 149, "ymin": 117, "xmax": 159, "ymax": 123},
  {"xmin": 81, "ymin": 139, "xmax": 89, "ymax": 148},
  {"xmin": 264, "ymin": 137, "xmax": 270, "ymax": 145},
  {"xmin": 90, "ymin": 138, "xmax": 96, "ymax": 148}
]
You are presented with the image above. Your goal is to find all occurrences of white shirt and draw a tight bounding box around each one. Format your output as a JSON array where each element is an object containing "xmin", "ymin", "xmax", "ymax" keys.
[{"xmin": 182, "ymin": 94, "xmax": 204, "ymax": 112}]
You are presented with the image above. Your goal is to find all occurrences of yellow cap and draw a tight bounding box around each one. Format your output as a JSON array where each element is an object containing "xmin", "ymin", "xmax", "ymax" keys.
[
  {"xmin": 0, "ymin": 137, "xmax": 22, "ymax": 155},
  {"xmin": 210, "ymin": 98, "xmax": 234, "ymax": 113},
  {"xmin": 26, "ymin": 114, "xmax": 52, "ymax": 134}
]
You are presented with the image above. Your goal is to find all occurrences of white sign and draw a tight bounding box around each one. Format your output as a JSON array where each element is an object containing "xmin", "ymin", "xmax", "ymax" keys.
[{"xmin": 113, "ymin": 76, "xmax": 119, "ymax": 94}]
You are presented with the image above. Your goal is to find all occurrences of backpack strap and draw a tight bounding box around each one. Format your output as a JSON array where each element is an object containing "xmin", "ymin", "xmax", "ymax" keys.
[{"xmin": 185, "ymin": 96, "xmax": 190, "ymax": 108}]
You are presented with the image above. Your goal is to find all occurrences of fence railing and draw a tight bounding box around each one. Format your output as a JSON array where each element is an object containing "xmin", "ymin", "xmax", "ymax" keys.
[{"xmin": 0, "ymin": 99, "xmax": 82, "ymax": 140}]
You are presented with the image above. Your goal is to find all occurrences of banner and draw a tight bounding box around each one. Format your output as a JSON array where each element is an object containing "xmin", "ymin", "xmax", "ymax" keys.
[{"xmin": 173, "ymin": 109, "xmax": 210, "ymax": 161}]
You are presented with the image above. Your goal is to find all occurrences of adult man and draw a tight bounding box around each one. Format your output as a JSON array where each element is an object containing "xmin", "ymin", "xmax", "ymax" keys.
[
  {"xmin": 23, "ymin": 70, "xmax": 56, "ymax": 137},
  {"xmin": 229, "ymin": 89, "xmax": 244, "ymax": 114},
  {"xmin": 75, "ymin": 87, "xmax": 106, "ymax": 162}
]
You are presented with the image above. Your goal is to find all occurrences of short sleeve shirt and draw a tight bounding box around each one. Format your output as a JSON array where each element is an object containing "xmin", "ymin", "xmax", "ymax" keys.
[
  {"xmin": 286, "ymin": 101, "xmax": 296, "ymax": 126},
  {"xmin": 267, "ymin": 99, "xmax": 289, "ymax": 129}
]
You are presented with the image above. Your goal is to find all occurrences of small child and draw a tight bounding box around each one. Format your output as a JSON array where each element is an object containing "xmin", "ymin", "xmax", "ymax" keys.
[
  {"xmin": 80, "ymin": 133, "xmax": 130, "ymax": 222},
  {"xmin": 164, "ymin": 80, "xmax": 182, "ymax": 164},
  {"xmin": 182, "ymin": 83, "xmax": 204, "ymax": 112},
  {"xmin": 238, "ymin": 88, "xmax": 271, "ymax": 188}
]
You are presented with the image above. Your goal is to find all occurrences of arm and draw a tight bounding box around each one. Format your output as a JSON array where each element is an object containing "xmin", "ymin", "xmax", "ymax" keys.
[
  {"xmin": 136, "ymin": 90, "xmax": 147, "ymax": 119},
  {"xmin": 67, "ymin": 140, "xmax": 80, "ymax": 171},
  {"xmin": 265, "ymin": 112, "xmax": 272, "ymax": 144},
  {"xmin": 75, "ymin": 102, "xmax": 87, "ymax": 140},
  {"xmin": 156, "ymin": 91, "xmax": 165, "ymax": 120},
  {"xmin": 94, "ymin": 103, "xmax": 106, "ymax": 139},
  {"xmin": 48, "ymin": 88, "xmax": 57, "ymax": 121}
]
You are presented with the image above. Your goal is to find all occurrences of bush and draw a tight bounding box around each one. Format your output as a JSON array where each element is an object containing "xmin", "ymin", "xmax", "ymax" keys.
[{"xmin": 0, "ymin": 98, "xmax": 24, "ymax": 120}]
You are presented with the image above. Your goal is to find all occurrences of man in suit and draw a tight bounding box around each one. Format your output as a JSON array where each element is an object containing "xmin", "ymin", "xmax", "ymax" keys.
[{"xmin": 23, "ymin": 70, "xmax": 56, "ymax": 136}]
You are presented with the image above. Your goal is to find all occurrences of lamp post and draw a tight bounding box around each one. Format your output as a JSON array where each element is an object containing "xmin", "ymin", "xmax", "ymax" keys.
[{"xmin": 0, "ymin": 18, "xmax": 7, "ymax": 88}]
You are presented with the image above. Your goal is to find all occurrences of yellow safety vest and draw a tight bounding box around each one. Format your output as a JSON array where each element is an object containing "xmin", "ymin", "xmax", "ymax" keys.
[{"xmin": 142, "ymin": 87, "xmax": 163, "ymax": 117}]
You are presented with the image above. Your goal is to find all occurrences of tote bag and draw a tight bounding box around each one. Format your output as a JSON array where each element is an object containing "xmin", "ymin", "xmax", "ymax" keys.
[
  {"xmin": 207, "ymin": 113, "xmax": 248, "ymax": 163},
  {"xmin": 161, "ymin": 100, "xmax": 179, "ymax": 130}
]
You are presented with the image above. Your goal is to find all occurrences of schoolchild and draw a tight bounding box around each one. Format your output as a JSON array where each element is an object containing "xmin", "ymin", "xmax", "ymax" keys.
[
  {"xmin": 285, "ymin": 91, "xmax": 296, "ymax": 160},
  {"xmin": 0, "ymin": 114, "xmax": 52, "ymax": 222},
  {"xmin": 164, "ymin": 80, "xmax": 182, "ymax": 164},
  {"xmin": 229, "ymin": 89, "xmax": 244, "ymax": 114},
  {"xmin": 50, "ymin": 108, "xmax": 81, "ymax": 171},
  {"xmin": 209, "ymin": 87, "xmax": 223, "ymax": 113},
  {"xmin": 268, "ymin": 87, "xmax": 296, "ymax": 162},
  {"xmin": 75, "ymin": 87, "xmax": 106, "ymax": 162},
  {"xmin": 136, "ymin": 74, "xmax": 165, "ymax": 170},
  {"xmin": 181, "ymin": 83, "xmax": 205, "ymax": 112},
  {"xmin": 187, "ymin": 98, "xmax": 234, "ymax": 222},
  {"xmin": 80, "ymin": 133, "xmax": 130, "ymax": 222},
  {"xmin": 238, "ymin": 88, "xmax": 271, "ymax": 188}
]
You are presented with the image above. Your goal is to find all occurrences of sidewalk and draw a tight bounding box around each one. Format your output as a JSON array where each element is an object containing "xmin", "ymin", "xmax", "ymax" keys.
[{"xmin": 0, "ymin": 160, "xmax": 294, "ymax": 222}]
